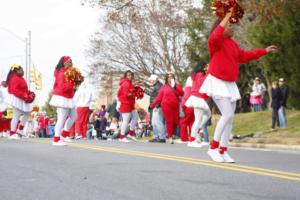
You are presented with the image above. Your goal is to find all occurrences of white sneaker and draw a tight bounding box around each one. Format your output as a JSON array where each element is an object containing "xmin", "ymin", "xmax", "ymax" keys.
[
  {"xmin": 174, "ymin": 139, "xmax": 188, "ymax": 144},
  {"xmin": 222, "ymin": 152, "xmax": 235, "ymax": 163},
  {"xmin": 167, "ymin": 138, "xmax": 174, "ymax": 144},
  {"xmin": 127, "ymin": 135, "xmax": 138, "ymax": 141},
  {"xmin": 207, "ymin": 149, "xmax": 224, "ymax": 162},
  {"xmin": 75, "ymin": 135, "xmax": 83, "ymax": 140},
  {"xmin": 8, "ymin": 134, "xmax": 21, "ymax": 140},
  {"xmin": 52, "ymin": 140, "xmax": 66, "ymax": 146},
  {"xmin": 61, "ymin": 136, "xmax": 73, "ymax": 143},
  {"xmin": 200, "ymin": 141, "xmax": 210, "ymax": 147},
  {"xmin": 118, "ymin": 137, "xmax": 130, "ymax": 143},
  {"xmin": 16, "ymin": 130, "xmax": 26, "ymax": 137},
  {"xmin": 2, "ymin": 131, "xmax": 8, "ymax": 137},
  {"xmin": 187, "ymin": 141, "xmax": 203, "ymax": 148}
]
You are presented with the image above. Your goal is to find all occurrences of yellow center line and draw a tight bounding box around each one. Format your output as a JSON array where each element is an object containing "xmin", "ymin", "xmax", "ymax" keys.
[{"xmin": 28, "ymin": 139, "xmax": 300, "ymax": 182}]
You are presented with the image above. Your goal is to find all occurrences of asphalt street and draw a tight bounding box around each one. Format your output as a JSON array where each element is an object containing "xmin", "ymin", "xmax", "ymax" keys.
[{"xmin": 0, "ymin": 138, "xmax": 300, "ymax": 200}]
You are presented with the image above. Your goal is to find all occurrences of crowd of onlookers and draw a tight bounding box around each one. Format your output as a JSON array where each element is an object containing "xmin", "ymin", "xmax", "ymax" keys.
[
  {"xmin": 0, "ymin": 75, "xmax": 289, "ymax": 141},
  {"xmin": 248, "ymin": 77, "xmax": 288, "ymax": 129}
]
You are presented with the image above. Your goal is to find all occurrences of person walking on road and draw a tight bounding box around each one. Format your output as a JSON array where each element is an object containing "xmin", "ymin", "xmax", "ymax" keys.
[
  {"xmin": 4, "ymin": 64, "xmax": 35, "ymax": 140},
  {"xmin": 185, "ymin": 61, "xmax": 211, "ymax": 148},
  {"xmin": 150, "ymin": 73, "xmax": 184, "ymax": 144},
  {"xmin": 200, "ymin": 8, "xmax": 277, "ymax": 163},
  {"xmin": 117, "ymin": 70, "xmax": 142, "ymax": 142},
  {"xmin": 50, "ymin": 56, "xmax": 77, "ymax": 146}
]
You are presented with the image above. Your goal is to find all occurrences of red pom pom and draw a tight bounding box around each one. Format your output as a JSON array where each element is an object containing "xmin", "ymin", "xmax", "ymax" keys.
[
  {"xmin": 211, "ymin": 0, "xmax": 244, "ymax": 24},
  {"xmin": 134, "ymin": 86, "xmax": 144, "ymax": 100}
]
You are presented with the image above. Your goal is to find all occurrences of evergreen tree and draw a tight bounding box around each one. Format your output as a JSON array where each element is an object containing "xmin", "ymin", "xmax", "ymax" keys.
[{"xmin": 248, "ymin": 2, "xmax": 300, "ymax": 108}]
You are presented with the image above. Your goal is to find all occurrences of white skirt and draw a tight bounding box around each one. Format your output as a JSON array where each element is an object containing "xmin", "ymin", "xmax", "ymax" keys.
[
  {"xmin": 185, "ymin": 96, "xmax": 210, "ymax": 110},
  {"xmin": 50, "ymin": 94, "xmax": 74, "ymax": 109},
  {"xmin": 199, "ymin": 74, "xmax": 241, "ymax": 102},
  {"xmin": 4, "ymin": 93, "xmax": 33, "ymax": 113}
]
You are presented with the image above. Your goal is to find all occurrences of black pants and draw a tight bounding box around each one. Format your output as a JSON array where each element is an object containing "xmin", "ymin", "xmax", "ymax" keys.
[{"xmin": 272, "ymin": 108, "xmax": 280, "ymax": 128}]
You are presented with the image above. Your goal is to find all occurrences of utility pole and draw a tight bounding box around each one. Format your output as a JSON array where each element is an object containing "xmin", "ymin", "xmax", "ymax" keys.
[
  {"xmin": 25, "ymin": 37, "xmax": 28, "ymax": 84},
  {"xmin": 28, "ymin": 30, "xmax": 31, "ymax": 84}
]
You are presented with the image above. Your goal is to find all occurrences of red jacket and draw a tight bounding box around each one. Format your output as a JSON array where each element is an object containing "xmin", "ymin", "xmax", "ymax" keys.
[
  {"xmin": 8, "ymin": 74, "xmax": 29, "ymax": 101},
  {"xmin": 151, "ymin": 83, "xmax": 184, "ymax": 109},
  {"xmin": 208, "ymin": 25, "xmax": 267, "ymax": 82},
  {"xmin": 52, "ymin": 67, "xmax": 75, "ymax": 98},
  {"xmin": 181, "ymin": 86, "xmax": 191, "ymax": 107},
  {"xmin": 117, "ymin": 77, "xmax": 135, "ymax": 107},
  {"xmin": 190, "ymin": 72, "xmax": 209, "ymax": 101}
]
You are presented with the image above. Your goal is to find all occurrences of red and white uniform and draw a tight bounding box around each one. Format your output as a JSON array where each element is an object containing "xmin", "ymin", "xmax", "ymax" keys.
[
  {"xmin": 50, "ymin": 63, "xmax": 77, "ymax": 144},
  {"xmin": 151, "ymin": 83, "xmax": 184, "ymax": 139},
  {"xmin": 6, "ymin": 74, "xmax": 33, "ymax": 112},
  {"xmin": 200, "ymin": 25, "xmax": 267, "ymax": 101},
  {"xmin": 200, "ymin": 25, "xmax": 268, "ymax": 158},
  {"xmin": 117, "ymin": 77, "xmax": 139, "ymax": 139},
  {"xmin": 117, "ymin": 77, "xmax": 136, "ymax": 113},
  {"xmin": 179, "ymin": 81, "xmax": 194, "ymax": 142},
  {"xmin": 50, "ymin": 67, "xmax": 75, "ymax": 108},
  {"xmin": 185, "ymin": 73, "xmax": 209, "ymax": 109},
  {"xmin": 184, "ymin": 73, "xmax": 211, "ymax": 146}
]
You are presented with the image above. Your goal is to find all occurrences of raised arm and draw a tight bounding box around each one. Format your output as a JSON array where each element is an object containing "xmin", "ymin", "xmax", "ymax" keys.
[{"xmin": 208, "ymin": 9, "xmax": 233, "ymax": 54}]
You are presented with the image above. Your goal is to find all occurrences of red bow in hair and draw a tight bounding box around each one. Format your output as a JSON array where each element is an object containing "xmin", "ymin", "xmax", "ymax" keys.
[{"xmin": 63, "ymin": 56, "xmax": 71, "ymax": 64}]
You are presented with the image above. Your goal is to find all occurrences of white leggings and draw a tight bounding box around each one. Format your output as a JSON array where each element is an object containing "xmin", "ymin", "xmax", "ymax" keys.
[
  {"xmin": 191, "ymin": 108, "xmax": 211, "ymax": 138},
  {"xmin": 213, "ymin": 97, "xmax": 236, "ymax": 147},
  {"xmin": 120, "ymin": 109, "xmax": 139, "ymax": 136},
  {"xmin": 11, "ymin": 108, "xmax": 30, "ymax": 132},
  {"xmin": 54, "ymin": 107, "xmax": 77, "ymax": 137}
]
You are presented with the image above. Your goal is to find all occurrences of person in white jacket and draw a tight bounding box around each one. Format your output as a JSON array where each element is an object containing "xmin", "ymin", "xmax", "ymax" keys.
[{"xmin": 73, "ymin": 67, "xmax": 96, "ymax": 139}]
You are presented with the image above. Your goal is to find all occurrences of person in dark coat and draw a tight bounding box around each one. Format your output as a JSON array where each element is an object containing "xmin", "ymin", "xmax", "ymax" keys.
[
  {"xmin": 144, "ymin": 75, "xmax": 165, "ymax": 142},
  {"xmin": 271, "ymin": 81, "xmax": 282, "ymax": 129},
  {"xmin": 107, "ymin": 100, "xmax": 120, "ymax": 120},
  {"xmin": 278, "ymin": 78, "xmax": 288, "ymax": 128}
]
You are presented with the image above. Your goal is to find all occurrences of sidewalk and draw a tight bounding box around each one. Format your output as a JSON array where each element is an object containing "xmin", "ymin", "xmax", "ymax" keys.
[{"xmin": 230, "ymin": 142, "xmax": 300, "ymax": 151}]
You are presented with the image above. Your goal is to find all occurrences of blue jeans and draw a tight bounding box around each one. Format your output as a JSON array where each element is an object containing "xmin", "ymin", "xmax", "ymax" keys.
[
  {"xmin": 202, "ymin": 122, "xmax": 209, "ymax": 142},
  {"xmin": 278, "ymin": 106, "xmax": 287, "ymax": 128},
  {"xmin": 253, "ymin": 104, "xmax": 262, "ymax": 112},
  {"xmin": 87, "ymin": 128, "xmax": 93, "ymax": 140},
  {"xmin": 48, "ymin": 125, "xmax": 55, "ymax": 138},
  {"xmin": 152, "ymin": 108, "xmax": 166, "ymax": 139}
]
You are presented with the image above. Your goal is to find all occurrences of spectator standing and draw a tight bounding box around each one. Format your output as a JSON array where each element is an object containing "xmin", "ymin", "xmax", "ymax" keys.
[
  {"xmin": 271, "ymin": 81, "xmax": 282, "ymax": 129},
  {"xmin": 145, "ymin": 75, "xmax": 166, "ymax": 143},
  {"xmin": 73, "ymin": 67, "xmax": 95, "ymax": 139},
  {"xmin": 278, "ymin": 78, "xmax": 288, "ymax": 128},
  {"xmin": 249, "ymin": 77, "xmax": 266, "ymax": 112}
]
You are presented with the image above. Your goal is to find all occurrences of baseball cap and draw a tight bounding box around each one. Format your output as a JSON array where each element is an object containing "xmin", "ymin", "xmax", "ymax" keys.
[{"xmin": 149, "ymin": 74, "xmax": 158, "ymax": 81}]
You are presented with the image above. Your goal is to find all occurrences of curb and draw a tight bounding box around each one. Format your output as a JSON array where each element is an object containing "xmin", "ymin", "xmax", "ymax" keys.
[{"xmin": 230, "ymin": 142, "xmax": 300, "ymax": 151}]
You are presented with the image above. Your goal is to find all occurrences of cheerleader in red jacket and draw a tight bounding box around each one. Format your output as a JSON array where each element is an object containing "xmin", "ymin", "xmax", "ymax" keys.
[
  {"xmin": 185, "ymin": 61, "xmax": 211, "ymax": 148},
  {"xmin": 151, "ymin": 73, "xmax": 184, "ymax": 144},
  {"xmin": 5, "ymin": 64, "xmax": 35, "ymax": 140},
  {"xmin": 117, "ymin": 70, "xmax": 140, "ymax": 142},
  {"xmin": 179, "ymin": 77, "xmax": 194, "ymax": 142},
  {"xmin": 200, "ymin": 9, "xmax": 277, "ymax": 162},
  {"xmin": 50, "ymin": 56, "xmax": 77, "ymax": 146}
]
